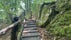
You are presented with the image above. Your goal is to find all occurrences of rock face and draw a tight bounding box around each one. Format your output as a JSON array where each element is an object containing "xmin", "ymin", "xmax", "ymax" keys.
[
  {"xmin": 38, "ymin": 0, "xmax": 71, "ymax": 40},
  {"xmin": 39, "ymin": 0, "xmax": 71, "ymax": 28}
]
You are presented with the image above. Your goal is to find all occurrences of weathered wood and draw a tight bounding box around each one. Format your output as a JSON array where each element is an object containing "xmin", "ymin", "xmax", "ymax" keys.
[{"xmin": 0, "ymin": 20, "xmax": 21, "ymax": 35}]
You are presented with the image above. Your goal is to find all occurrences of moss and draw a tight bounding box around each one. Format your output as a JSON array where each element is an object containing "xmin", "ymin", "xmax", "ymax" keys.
[{"xmin": 47, "ymin": 10, "xmax": 71, "ymax": 39}]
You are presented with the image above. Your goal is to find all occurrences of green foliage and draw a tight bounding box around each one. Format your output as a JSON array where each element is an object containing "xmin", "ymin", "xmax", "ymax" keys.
[
  {"xmin": 48, "ymin": 26, "xmax": 71, "ymax": 38},
  {"xmin": 0, "ymin": 0, "xmax": 21, "ymax": 24},
  {"xmin": 47, "ymin": 5, "xmax": 71, "ymax": 39}
]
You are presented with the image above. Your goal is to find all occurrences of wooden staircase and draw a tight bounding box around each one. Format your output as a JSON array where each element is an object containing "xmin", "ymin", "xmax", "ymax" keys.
[{"xmin": 21, "ymin": 19, "xmax": 41, "ymax": 40}]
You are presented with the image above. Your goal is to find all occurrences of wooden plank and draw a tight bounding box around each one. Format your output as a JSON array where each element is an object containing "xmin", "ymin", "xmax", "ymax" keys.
[{"xmin": 0, "ymin": 20, "xmax": 21, "ymax": 35}]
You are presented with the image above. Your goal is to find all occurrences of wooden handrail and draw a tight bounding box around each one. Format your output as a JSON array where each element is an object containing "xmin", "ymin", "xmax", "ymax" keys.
[{"xmin": 0, "ymin": 20, "xmax": 21, "ymax": 35}]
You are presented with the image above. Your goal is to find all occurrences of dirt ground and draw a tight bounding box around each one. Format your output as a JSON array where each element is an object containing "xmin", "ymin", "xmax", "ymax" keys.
[
  {"xmin": 37, "ymin": 28, "xmax": 48, "ymax": 40},
  {"xmin": 0, "ymin": 29, "xmax": 11, "ymax": 40}
]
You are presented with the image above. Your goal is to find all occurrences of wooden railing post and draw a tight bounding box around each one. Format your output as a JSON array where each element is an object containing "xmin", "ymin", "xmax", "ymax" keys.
[{"xmin": 11, "ymin": 17, "xmax": 19, "ymax": 40}]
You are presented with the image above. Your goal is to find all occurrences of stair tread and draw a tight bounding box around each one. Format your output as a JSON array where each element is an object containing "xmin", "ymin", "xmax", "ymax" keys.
[
  {"xmin": 22, "ymin": 32, "xmax": 40, "ymax": 37},
  {"xmin": 21, "ymin": 36, "xmax": 41, "ymax": 40},
  {"xmin": 24, "ymin": 27, "xmax": 37, "ymax": 30},
  {"xmin": 27, "ymin": 25, "xmax": 37, "ymax": 27},
  {"xmin": 23, "ymin": 30, "xmax": 38, "ymax": 33}
]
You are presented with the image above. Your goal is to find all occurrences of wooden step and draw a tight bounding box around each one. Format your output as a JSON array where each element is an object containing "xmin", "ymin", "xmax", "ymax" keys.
[
  {"xmin": 24, "ymin": 27, "xmax": 37, "ymax": 30},
  {"xmin": 28, "ymin": 20, "xmax": 36, "ymax": 22},
  {"xmin": 27, "ymin": 25, "xmax": 37, "ymax": 27},
  {"xmin": 21, "ymin": 36, "xmax": 41, "ymax": 40},
  {"xmin": 23, "ymin": 30, "xmax": 38, "ymax": 33},
  {"xmin": 27, "ymin": 21, "xmax": 36, "ymax": 25},
  {"xmin": 24, "ymin": 26, "xmax": 37, "ymax": 28},
  {"xmin": 22, "ymin": 32, "xmax": 40, "ymax": 37}
]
